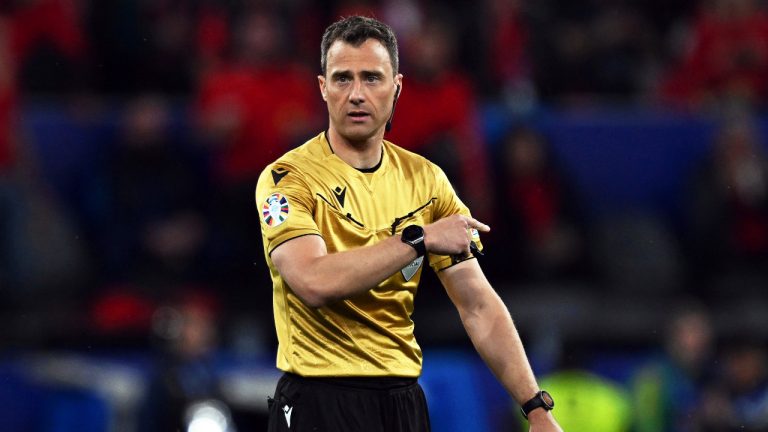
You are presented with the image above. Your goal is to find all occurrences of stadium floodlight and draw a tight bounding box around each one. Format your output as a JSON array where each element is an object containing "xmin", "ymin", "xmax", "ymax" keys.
[{"xmin": 184, "ymin": 399, "xmax": 236, "ymax": 432}]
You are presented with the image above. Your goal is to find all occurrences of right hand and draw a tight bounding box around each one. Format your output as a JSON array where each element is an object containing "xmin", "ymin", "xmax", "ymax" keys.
[{"xmin": 423, "ymin": 214, "xmax": 490, "ymax": 256}]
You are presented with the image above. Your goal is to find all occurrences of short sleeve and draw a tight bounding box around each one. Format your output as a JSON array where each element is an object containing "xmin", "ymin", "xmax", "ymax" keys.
[
  {"xmin": 427, "ymin": 164, "xmax": 484, "ymax": 272},
  {"xmin": 255, "ymin": 162, "xmax": 321, "ymax": 255}
]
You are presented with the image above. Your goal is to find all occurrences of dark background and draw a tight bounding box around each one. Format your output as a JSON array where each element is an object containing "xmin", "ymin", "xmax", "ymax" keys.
[{"xmin": 1, "ymin": 0, "xmax": 768, "ymax": 431}]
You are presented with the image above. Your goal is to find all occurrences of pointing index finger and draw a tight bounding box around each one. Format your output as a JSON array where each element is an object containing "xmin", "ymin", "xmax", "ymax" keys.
[{"xmin": 466, "ymin": 217, "xmax": 491, "ymax": 232}]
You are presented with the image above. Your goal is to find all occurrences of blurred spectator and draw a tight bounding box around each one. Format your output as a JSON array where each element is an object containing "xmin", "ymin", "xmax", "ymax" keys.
[
  {"xmin": 100, "ymin": 95, "xmax": 210, "ymax": 287},
  {"xmin": 133, "ymin": 0, "xmax": 198, "ymax": 94},
  {"xmin": 492, "ymin": 126, "xmax": 590, "ymax": 282},
  {"xmin": 6, "ymin": 0, "xmax": 88, "ymax": 93},
  {"xmin": 194, "ymin": 7, "xmax": 320, "ymax": 320},
  {"xmin": 479, "ymin": 0, "xmax": 536, "ymax": 109},
  {"xmin": 76, "ymin": 96, "xmax": 212, "ymax": 351},
  {"xmin": 661, "ymin": 0, "xmax": 768, "ymax": 110},
  {"xmin": 143, "ymin": 291, "xmax": 228, "ymax": 432},
  {"xmin": 87, "ymin": 0, "xmax": 201, "ymax": 95},
  {"xmin": 195, "ymin": 1, "xmax": 232, "ymax": 75},
  {"xmin": 685, "ymin": 115, "xmax": 768, "ymax": 292},
  {"xmin": 529, "ymin": 0, "xmax": 656, "ymax": 103},
  {"xmin": 386, "ymin": 10, "xmax": 494, "ymax": 221},
  {"xmin": 697, "ymin": 337, "xmax": 768, "ymax": 431},
  {"xmin": 631, "ymin": 304, "xmax": 715, "ymax": 432},
  {"xmin": 195, "ymin": 8, "xmax": 319, "ymax": 186},
  {"xmin": 0, "ymin": 14, "xmax": 89, "ymax": 309},
  {"xmin": 0, "ymin": 16, "xmax": 19, "ymax": 291},
  {"xmin": 484, "ymin": 0, "xmax": 529, "ymax": 86},
  {"xmin": 381, "ymin": 0, "xmax": 422, "ymax": 40},
  {"xmin": 87, "ymin": 285, "xmax": 156, "ymax": 346}
]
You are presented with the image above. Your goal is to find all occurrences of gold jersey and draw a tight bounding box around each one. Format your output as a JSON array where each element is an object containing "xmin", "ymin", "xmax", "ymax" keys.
[{"xmin": 255, "ymin": 132, "xmax": 481, "ymax": 377}]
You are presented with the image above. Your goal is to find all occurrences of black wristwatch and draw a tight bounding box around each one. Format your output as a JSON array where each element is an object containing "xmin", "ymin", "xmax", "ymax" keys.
[
  {"xmin": 521, "ymin": 390, "xmax": 554, "ymax": 419},
  {"xmin": 401, "ymin": 225, "xmax": 426, "ymax": 257}
]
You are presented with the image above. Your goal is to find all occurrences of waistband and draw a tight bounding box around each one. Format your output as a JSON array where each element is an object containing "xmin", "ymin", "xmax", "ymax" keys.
[{"xmin": 283, "ymin": 372, "xmax": 418, "ymax": 391}]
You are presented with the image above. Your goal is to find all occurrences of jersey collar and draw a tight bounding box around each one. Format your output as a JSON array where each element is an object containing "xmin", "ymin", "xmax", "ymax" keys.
[{"xmin": 320, "ymin": 131, "xmax": 390, "ymax": 177}]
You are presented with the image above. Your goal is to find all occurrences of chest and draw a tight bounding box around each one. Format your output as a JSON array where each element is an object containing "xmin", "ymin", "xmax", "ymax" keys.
[{"xmin": 310, "ymin": 168, "xmax": 437, "ymax": 250}]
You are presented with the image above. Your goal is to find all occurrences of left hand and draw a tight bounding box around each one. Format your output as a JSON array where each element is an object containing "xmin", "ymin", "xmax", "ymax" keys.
[{"xmin": 527, "ymin": 409, "xmax": 563, "ymax": 432}]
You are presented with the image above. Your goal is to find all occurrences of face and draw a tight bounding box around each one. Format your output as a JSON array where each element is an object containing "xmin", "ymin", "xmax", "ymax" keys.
[
  {"xmin": 505, "ymin": 131, "xmax": 545, "ymax": 176},
  {"xmin": 668, "ymin": 312, "xmax": 712, "ymax": 368},
  {"xmin": 319, "ymin": 38, "xmax": 402, "ymax": 145}
]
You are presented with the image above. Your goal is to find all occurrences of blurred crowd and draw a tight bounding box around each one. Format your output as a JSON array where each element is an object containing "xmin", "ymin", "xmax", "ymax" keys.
[{"xmin": 1, "ymin": 0, "xmax": 768, "ymax": 431}]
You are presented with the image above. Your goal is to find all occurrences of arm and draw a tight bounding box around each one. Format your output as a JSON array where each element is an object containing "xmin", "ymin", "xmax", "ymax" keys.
[
  {"xmin": 272, "ymin": 214, "xmax": 489, "ymax": 308},
  {"xmin": 271, "ymin": 234, "xmax": 418, "ymax": 307},
  {"xmin": 438, "ymin": 260, "xmax": 563, "ymax": 431}
]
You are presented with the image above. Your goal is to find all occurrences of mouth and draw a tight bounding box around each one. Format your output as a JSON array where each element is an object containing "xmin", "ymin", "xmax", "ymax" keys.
[{"xmin": 347, "ymin": 111, "xmax": 371, "ymax": 121}]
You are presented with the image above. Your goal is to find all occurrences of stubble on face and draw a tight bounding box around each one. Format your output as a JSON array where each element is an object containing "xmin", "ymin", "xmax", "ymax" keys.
[{"xmin": 320, "ymin": 39, "xmax": 400, "ymax": 148}]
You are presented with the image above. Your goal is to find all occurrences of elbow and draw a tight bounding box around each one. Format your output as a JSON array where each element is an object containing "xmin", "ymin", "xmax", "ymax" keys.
[
  {"xmin": 296, "ymin": 290, "xmax": 329, "ymax": 308},
  {"xmin": 288, "ymin": 275, "xmax": 337, "ymax": 308},
  {"xmin": 459, "ymin": 293, "xmax": 508, "ymax": 331}
]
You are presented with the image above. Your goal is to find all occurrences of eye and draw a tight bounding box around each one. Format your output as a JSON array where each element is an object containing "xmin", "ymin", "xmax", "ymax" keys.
[{"xmin": 366, "ymin": 75, "xmax": 380, "ymax": 83}]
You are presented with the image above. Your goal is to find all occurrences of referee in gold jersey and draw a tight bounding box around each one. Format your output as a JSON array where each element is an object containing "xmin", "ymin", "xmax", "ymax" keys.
[{"xmin": 255, "ymin": 15, "xmax": 563, "ymax": 432}]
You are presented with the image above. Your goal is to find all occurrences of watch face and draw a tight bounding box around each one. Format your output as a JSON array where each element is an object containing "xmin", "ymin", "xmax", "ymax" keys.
[
  {"xmin": 540, "ymin": 391, "xmax": 555, "ymax": 408},
  {"xmin": 402, "ymin": 225, "xmax": 424, "ymax": 242}
]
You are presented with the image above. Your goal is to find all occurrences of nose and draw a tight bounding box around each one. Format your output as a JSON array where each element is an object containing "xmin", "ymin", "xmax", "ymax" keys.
[{"xmin": 349, "ymin": 80, "xmax": 364, "ymax": 105}]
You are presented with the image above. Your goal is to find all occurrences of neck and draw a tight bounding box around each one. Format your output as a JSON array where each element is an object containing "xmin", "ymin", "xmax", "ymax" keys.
[{"xmin": 327, "ymin": 127, "xmax": 384, "ymax": 170}]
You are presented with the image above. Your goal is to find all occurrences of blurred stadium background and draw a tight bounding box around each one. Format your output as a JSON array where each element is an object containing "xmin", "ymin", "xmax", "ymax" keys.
[{"xmin": 1, "ymin": 0, "xmax": 768, "ymax": 431}]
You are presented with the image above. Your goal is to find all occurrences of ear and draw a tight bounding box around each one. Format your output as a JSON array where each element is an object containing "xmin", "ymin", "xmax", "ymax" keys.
[
  {"xmin": 394, "ymin": 73, "xmax": 403, "ymax": 99},
  {"xmin": 318, "ymin": 75, "xmax": 327, "ymax": 101}
]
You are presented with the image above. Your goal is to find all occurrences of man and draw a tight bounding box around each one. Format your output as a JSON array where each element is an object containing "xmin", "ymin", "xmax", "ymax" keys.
[{"xmin": 256, "ymin": 16, "xmax": 563, "ymax": 432}]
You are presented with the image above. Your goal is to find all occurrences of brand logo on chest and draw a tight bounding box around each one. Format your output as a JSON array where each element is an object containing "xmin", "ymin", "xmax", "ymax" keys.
[{"xmin": 333, "ymin": 186, "xmax": 347, "ymax": 207}]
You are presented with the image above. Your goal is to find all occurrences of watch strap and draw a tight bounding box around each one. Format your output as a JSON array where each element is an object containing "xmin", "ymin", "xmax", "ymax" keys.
[
  {"xmin": 406, "ymin": 236, "xmax": 426, "ymax": 257},
  {"xmin": 521, "ymin": 390, "xmax": 554, "ymax": 419}
]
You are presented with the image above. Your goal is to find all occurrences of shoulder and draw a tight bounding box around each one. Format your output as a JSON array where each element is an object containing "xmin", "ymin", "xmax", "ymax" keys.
[
  {"xmin": 384, "ymin": 140, "xmax": 454, "ymax": 195},
  {"xmin": 384, "ymin": 139, "xmax": 441, "ymax": 175},
  {"xmin": 263, "ymin": 133, "xmax": 327, "ymax": 172},
  {"xmin": 257, "ymin": 133, "xmax": 326, "ymax": 190}
]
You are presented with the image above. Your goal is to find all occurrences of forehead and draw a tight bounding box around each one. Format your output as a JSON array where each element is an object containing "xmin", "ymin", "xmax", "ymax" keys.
[{"xmin": 326, "ymin": 38, "xmax": 394, "ymax": 76}]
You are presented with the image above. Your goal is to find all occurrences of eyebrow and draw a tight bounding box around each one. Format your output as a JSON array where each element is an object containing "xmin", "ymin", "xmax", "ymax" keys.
[
  {"xmin": 330, "ymin": 70, "xmax": 352, "ymax": 80},
  {"xmin": 330, "ymin": 70, "xmax": 385, "ymax": 80},
  {"xmin": 362, "ymin": 70, "xmax": 385, "ymax": 79}
]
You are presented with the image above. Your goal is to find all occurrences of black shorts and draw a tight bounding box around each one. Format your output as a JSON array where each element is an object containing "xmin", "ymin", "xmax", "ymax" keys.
[{"xmin": 267, "ymin": 372, "xmax": 431, "ymax": 432}]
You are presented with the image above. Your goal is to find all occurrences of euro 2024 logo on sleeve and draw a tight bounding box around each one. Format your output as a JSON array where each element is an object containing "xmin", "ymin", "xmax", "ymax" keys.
[{"xmin": 262, "ymin": 192, "xmax": 290, "ymax": 227}]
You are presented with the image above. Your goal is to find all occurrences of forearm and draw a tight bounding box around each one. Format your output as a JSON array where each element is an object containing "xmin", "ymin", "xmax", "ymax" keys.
[
  {"xmin": 439, "ymin": 261, "xmax": 561, "ymax": 430},
  {"xmin": 439, "ymin": 263, "xmax": 539, "ymax": 402},
  {"xmin": 461, "ymin": 290, "xmax": 540, "ymax": 404},
  {"xmin": 276, "ymin": 235, "xmax": 418, "ymax": 307}
]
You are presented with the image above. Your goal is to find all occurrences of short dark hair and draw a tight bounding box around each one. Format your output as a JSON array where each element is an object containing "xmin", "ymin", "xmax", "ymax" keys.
[{"xmin": 320, "ymin": 16, "xmax": 399, "ymax": 76}]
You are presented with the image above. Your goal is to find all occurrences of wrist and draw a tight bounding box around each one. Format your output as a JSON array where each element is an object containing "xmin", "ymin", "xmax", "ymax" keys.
[
  {"xmin": 401, "ymin": 225, "xmax": 426, "ymax": 257},
  {"xmin": 526, "ymin": 407, "xmax": 554, "ymax": 424},
  {"xmin": 421, "ymin": 224, "xmax": 432, "ymax": 252}
]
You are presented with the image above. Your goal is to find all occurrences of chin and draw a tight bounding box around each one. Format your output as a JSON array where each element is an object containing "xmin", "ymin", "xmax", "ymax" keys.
[{"xmin": 339, "ymin": 125, "xmax": 380, "ymax": 143}]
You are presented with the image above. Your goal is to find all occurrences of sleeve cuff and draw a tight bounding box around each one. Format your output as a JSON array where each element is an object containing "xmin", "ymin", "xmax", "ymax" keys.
[{"xmin": 267, "ymin": 231, "xmax": 323, "ymax": 256}]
